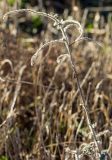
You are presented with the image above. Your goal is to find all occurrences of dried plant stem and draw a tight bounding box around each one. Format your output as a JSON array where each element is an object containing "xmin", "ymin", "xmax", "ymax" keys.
[
  {"xmin": 60, "ymin": 26, "xmax": 101, "ymax": 156},
  {"xmin": 0, "ymin": 65, "xmax": 26, "ymax": 128},
  {"xmin": 3, "ymin": 9, "xmax": 102, "ymax": 158},
  {"xmin": 73, "ymin": 62, "xmax": 94, "ymax": 101}
]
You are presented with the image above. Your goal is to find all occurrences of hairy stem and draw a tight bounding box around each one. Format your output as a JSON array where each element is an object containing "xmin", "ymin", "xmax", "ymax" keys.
[{"xmin": 60, "ymin": 26, "xmax": 101, "ymax": 156}]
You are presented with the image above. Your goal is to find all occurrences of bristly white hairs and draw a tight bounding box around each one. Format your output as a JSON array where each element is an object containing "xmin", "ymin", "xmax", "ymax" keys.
[
  {"xmin": 31, "ymin": 39, "xmax": 65, "ymax": 66},
  {"xmin": 3, "ymin": 9, "xmax": 102, "ymax": 157},
  {"xmin": 3, "ymin": 9, "xmax": 84, "ymax": 65},
  {"xmin": 3, "ymin": 9, "xmax": 102, "ymax": 66}
]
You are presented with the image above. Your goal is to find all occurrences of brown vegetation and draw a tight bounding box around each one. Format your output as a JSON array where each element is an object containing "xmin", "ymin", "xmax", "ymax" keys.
[{"xmin": 0, "ymin": 3, "xmax": 112, "ymax": 160}]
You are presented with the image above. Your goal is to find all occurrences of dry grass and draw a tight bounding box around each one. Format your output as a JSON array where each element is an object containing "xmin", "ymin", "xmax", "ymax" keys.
[{"xmin": 0, "ymin": 9, "xmax": 112, "ymax": 160}]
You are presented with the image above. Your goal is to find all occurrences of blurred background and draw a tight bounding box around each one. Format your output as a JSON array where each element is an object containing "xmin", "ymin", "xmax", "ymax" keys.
[
  {"xmin": 0, "ymin": 0, "xmax": 112, "ymax": 36},
  {"xmin": 0, "ymin": 0, "xmax": 112, "ymax": 160}
]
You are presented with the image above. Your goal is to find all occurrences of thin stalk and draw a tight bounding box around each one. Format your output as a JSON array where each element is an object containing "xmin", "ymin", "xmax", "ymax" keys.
[
  {"xmin": 2, "ymin": 9, "xmax": 101, "ymax": 157},
  {"xmin": 60, "ymin": 26, "xmax": 101, "ymax": 156}
]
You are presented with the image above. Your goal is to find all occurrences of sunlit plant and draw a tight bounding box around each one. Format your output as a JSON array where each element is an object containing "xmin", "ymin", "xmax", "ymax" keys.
[{"xmin": 3, "ymin": 9, "xmax": 103, "ymax": 159}]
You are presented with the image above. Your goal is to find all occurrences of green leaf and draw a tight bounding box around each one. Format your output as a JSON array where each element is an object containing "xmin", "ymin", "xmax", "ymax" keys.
[
  {"xmin": 32, "ymin": 15, "xmax": 42, "ymax": 28},
  {"xmin": 7, "ymin": 0, "xmax": 15, "ymax": 6},
  {"xmin": 86, "ymin": 23, "xmax": 94, "ymax": 32},
  {"xmin": 0, "ymin": 156, "xmax": 8, "ymax": 160}
]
